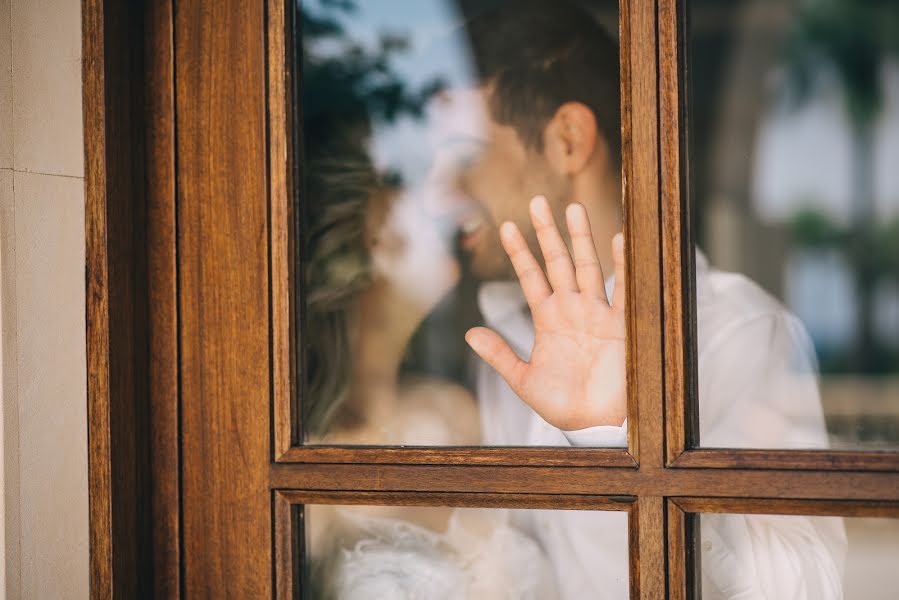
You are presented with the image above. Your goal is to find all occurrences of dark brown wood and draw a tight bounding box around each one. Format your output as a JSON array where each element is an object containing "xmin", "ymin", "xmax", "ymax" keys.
[
  {"xmin": 671, "ymin": 448, "xmax": 899, "ymax": 472},
  {"xmin": 176, "ymin": 0, "xmax": 272, "ymax": 596},
  {"xmin": 274, "ymin": 491, "xmax": 298, "ymax": 600},
  {"xmin": 627, "ymin": 500, "xmax": 641, "ymax": 599},
  {"xmin": 278, "ymin": 446, "xmax": 638, "ymax": 467},
  {"xmin": 274, "ymin": 490, "xmax": 636, "ymax": 510},
  {"xmin": 666, "ymin": 500, "xmax": 692, "ymax": 600},
  {"xmin": 659, "ymin": 0, "xmax": 697, "ymax": 466},
  {"xmin": 84, "ymin": 0, "xmax": 156, "ymax": 596},
  {"xmin": 625, "ymin": 0, "xmax": 664, "ymax": 474},
  {"xmin": 270, "ymin": 0, "xmax": 294, "ymax": 461},
  {"xmin": 145, "ymin": 0, "xmax": 180, "ymax": 597},
  {"xmin": 632, "ymin": 496, "xmax": 666, "ymax": 599},
  {"xmin": 672, "ymin": 497, "xmax": 899, "ymax": 518},
  {"xmin": 83, "ymin": 1, "xmax": 113, "ymax": 595},
  {"xmin": 618, "ymin": 0, "xmax": 639, "ymax": 463},
  {"xmin": 269, "ymin": 462, "xmax": 899, "ymax": 501}
]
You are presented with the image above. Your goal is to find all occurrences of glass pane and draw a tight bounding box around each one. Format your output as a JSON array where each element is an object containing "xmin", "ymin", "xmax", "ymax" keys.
[
  {"xmin": 304, "ymin": 504, "xmax": 628, "ymax": 598},
  {"xmin": 296, "ymin": 1, "xmax": 627, "ymax": 446},
  {"xmin": 686, "ymin": 0, "xmax": 899, "ymax": 449},
  {"xmin": 695, "ymin": 513, "xmax": 899, "ymax": 599}
]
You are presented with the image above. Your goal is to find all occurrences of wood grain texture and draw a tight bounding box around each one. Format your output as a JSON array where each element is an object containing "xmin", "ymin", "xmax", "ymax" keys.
[
  {"xmin": 279, "ymin": 446, "xmax": 637, "ymax": 467},
  {"xmin": 618, "ymin": 0, "xmax": 640, "ymax": 462},
  {"xmin": 85, "ymin": 0, "xmax": 156, "ymax": 596},
  {"xmin": 83, "ymin": 1, "xmax": 113, "ymax": 595},
  {"xmin": 274, "ymin": 490, "xmax": 636, "ymax": 510},
  {"xmin": 274, "ymin": 491, "xmax": 298, "ymax": 600},
  {"xmin": 667, "ymin": 501, "xmax": 695, "ymax": 600},
  {"xmin": 270, "ymin": 0, "xmax": 294, "ymax": 460},
  {"xmin": 671, "ymin": 448, "xmax": 899, "ymax": 472},
  {"xmin": 632, "ymin": 496, "xmax": 666, "ymax": 599},
  {"xmin": 145, "ymin": 1, "xmax": 180, "ymax": 597},
  {"xmin": 178, "ymin": 0, "xmax": 899, "ymax": 597},
  {"xmin": 176, "ymin": 0, "xmax": 272, "ymax": 596},
  {"xmin": 658, "ymin": 0, "xmax": 698, "ymax": 466},
  {"xmin": 625, "ymin": 0, "xmax": 664, "ymax": 473},
  {"xmin": 672, "ymin": 497, "xmax": 899, "ymax": 518},
  {"xmin": 269, "ymin": 462, "xmax": 899, "ymax": 500}
]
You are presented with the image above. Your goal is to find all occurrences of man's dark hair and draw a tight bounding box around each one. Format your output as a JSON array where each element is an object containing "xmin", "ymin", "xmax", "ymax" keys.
[{"xmin": 463, "ymin": 0, "xmax": 621, "ymax": 168}]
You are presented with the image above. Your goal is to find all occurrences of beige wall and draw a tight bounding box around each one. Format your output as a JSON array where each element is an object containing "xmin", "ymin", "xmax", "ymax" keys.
[{"xmin": 0, "ymin": 0, "xmax": 88, "ymax": 597}]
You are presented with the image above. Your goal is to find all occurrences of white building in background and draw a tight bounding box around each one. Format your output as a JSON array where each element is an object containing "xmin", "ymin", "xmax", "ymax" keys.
[{"xmin": 752, "ymin": 62, "xmax": 899, "ymax": 352}]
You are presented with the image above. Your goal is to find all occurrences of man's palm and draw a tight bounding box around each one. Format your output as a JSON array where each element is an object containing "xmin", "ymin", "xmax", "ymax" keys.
[{"xmin": 466, "ymin": 196, "xmax": 627, "ymax": 431}]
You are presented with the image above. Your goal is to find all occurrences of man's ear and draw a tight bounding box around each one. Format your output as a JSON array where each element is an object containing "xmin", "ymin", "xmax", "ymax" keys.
[{"xmin": 543, "ymin": 102, "xmax": 599, "ymax": 175}]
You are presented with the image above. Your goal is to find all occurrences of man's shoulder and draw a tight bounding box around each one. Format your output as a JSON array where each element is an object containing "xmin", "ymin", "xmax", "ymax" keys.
[{"xmin": 695, "ymin": 259, "xmax": 799, "ymax": 353}]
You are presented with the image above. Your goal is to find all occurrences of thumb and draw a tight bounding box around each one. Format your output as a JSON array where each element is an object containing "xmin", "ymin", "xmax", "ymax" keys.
[{"xmin": 465, "ymin": 327, "xmax": 527, "ymax": 392}]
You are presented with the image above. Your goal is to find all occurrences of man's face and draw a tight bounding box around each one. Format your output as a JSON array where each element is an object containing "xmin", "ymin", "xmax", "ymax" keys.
[{"xmin": 426, "ymin": 88, "xmax": 570, "ymax": 280}]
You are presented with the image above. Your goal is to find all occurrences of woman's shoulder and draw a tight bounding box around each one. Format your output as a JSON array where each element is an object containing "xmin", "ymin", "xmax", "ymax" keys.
[{"xmin": 397, "ymin": 375, "xmax": 480, "ymax": 445}]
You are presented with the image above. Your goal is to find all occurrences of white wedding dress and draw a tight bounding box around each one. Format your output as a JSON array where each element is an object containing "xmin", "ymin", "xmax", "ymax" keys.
[{"xmin": 312, "ymin": 507, "xmax": 559, "ymax": 600}]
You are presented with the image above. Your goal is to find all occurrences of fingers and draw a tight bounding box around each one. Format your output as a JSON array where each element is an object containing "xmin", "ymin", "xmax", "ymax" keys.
[
  {"xmin": 530, "ymin": 195, "xmax": 578, "ymax": 293},
  {"xmin": 611, "ymin": 232, "xmax": 626, "ymax": 311},
  {"xmin": 465, "ymin": 327, "xmax": 527, "ymax": 392},
  {"xmin": 500, "ymin": 222, "xmax": 552, "ymax": 310},
  {"xmin": 565, "ymin": 202, "xmax": 607, "ymax": 302}
]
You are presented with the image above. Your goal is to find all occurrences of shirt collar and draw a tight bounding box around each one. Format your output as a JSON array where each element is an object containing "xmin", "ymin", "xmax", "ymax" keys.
[
  {"xmin": 477, "ymin": 280, "xmax": 527, "ymax": 326},
  {"xmin": 477, "ymin": 247, "xmax": 708, "ymax": 325}
]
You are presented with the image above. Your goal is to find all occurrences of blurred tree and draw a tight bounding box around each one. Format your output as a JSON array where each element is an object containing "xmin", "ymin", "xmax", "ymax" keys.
[{"xmin": 784, "ymin": 0, "xmax": 899, "ymax": 372}]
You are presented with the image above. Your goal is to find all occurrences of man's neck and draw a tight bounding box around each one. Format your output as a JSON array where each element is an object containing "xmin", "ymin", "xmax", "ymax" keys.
[{"xmin": 576, "ymin": 167, "xmax": 622, "ymax": 280}]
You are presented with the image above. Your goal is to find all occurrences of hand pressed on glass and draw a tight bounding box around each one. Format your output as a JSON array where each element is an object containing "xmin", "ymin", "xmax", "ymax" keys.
[{"xmin": 465, "ymin": 195, "xmax": 627, "ymax": 431}]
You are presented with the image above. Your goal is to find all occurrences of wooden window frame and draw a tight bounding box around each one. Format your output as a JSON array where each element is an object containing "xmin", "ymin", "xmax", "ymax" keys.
[
  {"xmin": 658, "ymin": 0, "xmax": 899, "ymax": 474},
  {"xmin": 270, "ymin": 0, "xmax": 640, "ymax": 469},
  {"xmin": 274, "ymin": 492, "xmax": 638, "ymax": 600},
  {"xmin": 83, "ymin": 0, "xmax": 899, "ymax": 598}
]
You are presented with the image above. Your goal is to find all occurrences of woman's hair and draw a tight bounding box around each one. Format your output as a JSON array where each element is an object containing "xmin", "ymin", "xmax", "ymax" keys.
[{"xmin": 303, "ymin": 130, "xmax": 383, "ymax": 436}]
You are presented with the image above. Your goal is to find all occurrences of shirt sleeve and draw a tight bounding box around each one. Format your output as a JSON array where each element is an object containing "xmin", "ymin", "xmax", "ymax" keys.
[
  {"xmin": 700, "ymin": 513, "xmax": 847, "ymax": 600},
  {"xmin": 697, "ymin": 311, "xmax": 846, "ymax": 598},
  {"xmin": 561, "ymin": 419, "xmax": 627, "ymax": 448}
]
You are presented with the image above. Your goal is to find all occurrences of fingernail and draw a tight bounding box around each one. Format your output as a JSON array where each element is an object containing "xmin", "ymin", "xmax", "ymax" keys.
[
  {"xmin": 530, "ymin": 195, "xmax": 550, "ymax": 220},
  {"xmin": 464, "ymin": 329, "xmax": 480, "ymax": 349},
  {"xmin": 566, "ymin": 202, "xmax": 585, "ymax": 217}
]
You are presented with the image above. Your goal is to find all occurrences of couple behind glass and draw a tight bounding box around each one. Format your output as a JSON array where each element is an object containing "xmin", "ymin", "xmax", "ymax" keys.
[
  {"xmin": 303, "ymin": 0, "xmax": 845, "ymax": 598},
  {"xmin": 305, "ymin": 0, "xmax": 624, "ymax": 596}
]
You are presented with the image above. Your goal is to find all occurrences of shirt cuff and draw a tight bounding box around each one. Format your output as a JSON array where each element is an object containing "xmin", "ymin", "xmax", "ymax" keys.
[{"xmin": 562, "ymin": 419, "xmax": 628, "ymax": 447}]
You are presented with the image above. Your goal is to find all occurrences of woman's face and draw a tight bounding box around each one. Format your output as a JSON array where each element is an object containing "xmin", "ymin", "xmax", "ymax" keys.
[{"xmin": 368, "ymin": 185, "xmax": 460, "ymax": 313}]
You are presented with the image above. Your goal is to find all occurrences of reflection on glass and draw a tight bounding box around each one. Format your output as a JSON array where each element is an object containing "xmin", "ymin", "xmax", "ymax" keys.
[
  {"xmin": 696, "ymin": 513, "xmax": 899, "ymax": 600},
  {"xmin": 688, "ymin": 0, "xmax": 899, "ymax": 449},
  {"xmin": 305, "ymin": 504, "xmax": 628, "ymax": 599},
  {"xmin": 298, "ymin": 0, "xmax": 624, "ymax": 446}
]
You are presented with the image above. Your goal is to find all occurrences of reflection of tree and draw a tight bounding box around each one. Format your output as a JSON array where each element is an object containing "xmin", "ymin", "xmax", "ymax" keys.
[
  {"xmin": 784, "ymin": 0, "xmax": 899, "ymax": 372},
  {"xmin": 301, "ymin": 0, "xmax": 445, "ymax": 165},
  {"xmin": 301, "ymin": 0, "xmax": 465, "ymax": 402}
]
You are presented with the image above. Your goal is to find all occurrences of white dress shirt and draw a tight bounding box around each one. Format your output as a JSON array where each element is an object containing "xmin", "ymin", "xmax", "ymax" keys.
[{"xmin": 476, "ymin": 250, "xmax": 847, "ymax": 599}]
